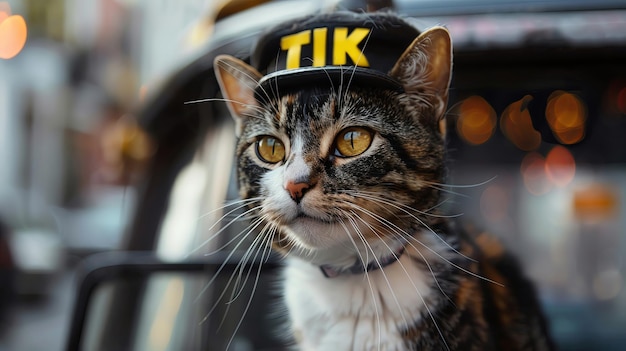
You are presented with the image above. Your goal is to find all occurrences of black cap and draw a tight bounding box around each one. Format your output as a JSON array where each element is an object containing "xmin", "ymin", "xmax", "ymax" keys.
[{"xmin": 251, "ymin": 12, "xmax": 420, "ymax": 101}]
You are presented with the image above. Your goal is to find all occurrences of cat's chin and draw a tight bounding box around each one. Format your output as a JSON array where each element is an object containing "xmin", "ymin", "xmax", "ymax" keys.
[{"xmin": 280, "ymin": 215, "xmax": 347, "ymax": 250}]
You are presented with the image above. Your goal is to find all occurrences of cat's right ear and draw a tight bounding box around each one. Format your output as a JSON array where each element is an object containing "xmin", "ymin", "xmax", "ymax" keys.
[
  {"xmin": 214, "ymin": 55, "xmax": 263, "ymax": 136},
  {"xmin": 390, "ymin": 27, "xmax": 452, "ymax": 134}
]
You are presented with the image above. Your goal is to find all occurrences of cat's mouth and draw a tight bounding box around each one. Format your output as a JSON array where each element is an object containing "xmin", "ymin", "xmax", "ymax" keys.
[
  {"xmin": 293, "ymin": 212, "xmax": 334, "ymax": 224},
  {"xmin": 278, "ymin": 211, "xmax": 345, "ymax": 250},
  {"xmin": 276, "ymin": 209, "xmax": 338, "ymax": 231}
]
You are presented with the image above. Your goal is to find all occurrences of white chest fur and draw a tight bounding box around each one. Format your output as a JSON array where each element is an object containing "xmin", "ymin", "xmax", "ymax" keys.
[{"xmin": 284, "ymin": 254, "xmax": 434, "ymax": 351}]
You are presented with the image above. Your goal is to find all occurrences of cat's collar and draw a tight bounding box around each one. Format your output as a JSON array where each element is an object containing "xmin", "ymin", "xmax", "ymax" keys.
[{"xmin": 319, "ymin": 246, "xmax": 406, "ymax": 279}]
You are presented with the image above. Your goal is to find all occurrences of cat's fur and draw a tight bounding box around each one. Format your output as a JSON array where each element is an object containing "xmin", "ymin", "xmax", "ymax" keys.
[{"xmin": 213, "ymin": 13, "xmax": 554, "ymax": 351}]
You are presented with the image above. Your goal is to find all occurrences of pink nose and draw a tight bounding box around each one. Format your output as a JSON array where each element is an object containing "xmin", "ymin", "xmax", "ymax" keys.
[{"xmin": 285, "ymin": 181, "xmax": 310, "ymax": 202}]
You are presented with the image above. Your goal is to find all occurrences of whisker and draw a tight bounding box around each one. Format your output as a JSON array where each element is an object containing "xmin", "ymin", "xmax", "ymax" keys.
[
  {"xmin": 344, "ymin": 191, "xmax": 470, "ymax": 260},
  {"xmin": 216, "ymin": 236, "xmax": 265, "ymax": 329},
  {"xmin": 443, "ymin": 99, "xmax": 465, "ymax": 118},
  {"xmin": 423, "ymin": 197, "xmax": 454, "ymax": 213},
  {"xmin": 319, "ymin": 65, "xmax": 336, "ymax": 99},
  {"xmin": 342, "ymin": 199, "xmax": 503, "ymax": 287},
  {"xmin": 217, "ymin": 58, "xmax": 281, "ymax": 117},
  {"xmin": 422, "ymin": 175, "xmax": 498, "ymax": 189},
  {"xmin": 345, "ymin": 28, "xmax": 373, "ymax": 95},
  {"xmin": 404, "ymin": 233, "xmax": 503, "ymax": 287},
  {"xmin": 224, "ymin": 226, "xmax": 274, "ymax": 351},
  {"xmin": 339, "ymin": 214, "xmax": 382, "ymax": 349},
  {"xmin": 227, "ymin": 222, "xmax": 274, "ymax": 304},
  {"xmin": 197, "ymin": 197, "xmax": 262, "ymax": 221},
  {"xmin": 188, "ymin": 203, "xmax": 264, "ymax": 257},
  {"xmin": 215, "ymin": 222, "xmax": 274, "ymax": 340},
  {"xmin": 342, "ymin": 204, "xmax": 454, "ymax": 305},
  {"xmin": 344, "ymin": 210, "xmax": 411, "ymax": 329},
  {"xmin": 274, "ymin": 70, "xmax": 282, "ymax": 111},
  {"xmin": 195, "ymin": 214, "xmax": 268, "ymax": 309},
  {"xmin": 342, "ymin": 209, "xmax": 450, "ymax": 351},
  {"xmin": 351, "ymin": 190, "xmax": 463, "ymax": 219},
  {"xmin": 184, "ymin": 97, "xmax": 270, "ymax": 117}
]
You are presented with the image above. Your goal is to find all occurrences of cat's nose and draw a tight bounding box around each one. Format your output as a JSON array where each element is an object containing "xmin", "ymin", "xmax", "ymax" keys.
[{"xmin": 285, "ymin": 180, "xmax": 310, "ymax": 203}]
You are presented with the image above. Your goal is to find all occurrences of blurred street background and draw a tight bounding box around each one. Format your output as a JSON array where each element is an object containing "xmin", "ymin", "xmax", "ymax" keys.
[
  {"xmin": 0, "ymin": 1, "xmax": 226, "ymax": 350},
  {"xmin": 0, "ymin": 1, "xmax": 625, "ymax": 351}
]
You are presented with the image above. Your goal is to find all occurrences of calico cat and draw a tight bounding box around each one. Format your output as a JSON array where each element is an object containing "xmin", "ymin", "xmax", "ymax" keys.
[{"xmin": 213, "ymin": 11, "xmax": 554, "ymax": 351}]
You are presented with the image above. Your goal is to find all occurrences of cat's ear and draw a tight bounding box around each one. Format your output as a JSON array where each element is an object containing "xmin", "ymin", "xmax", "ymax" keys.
[
  {"xmin": 390, "ymin": 27, "xmax": 452, "ymax": 133},
  {"xmin": 214, "ymin": 55, "xmax": 263, "ymax": 136}
]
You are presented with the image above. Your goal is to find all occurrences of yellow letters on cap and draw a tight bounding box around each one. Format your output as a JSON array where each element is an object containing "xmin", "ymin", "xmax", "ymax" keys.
[
  {"xmin": 279, "ymin": 27, "xmax": 371, "ymax": 70},
  {"xmin": 281, "ymin": 30, "xmax": 310, "ymax": 70},
  {"xmin": 312, "ymin": 27, "xmax": 327, "ymax": 67},
  {"xmin": 333, "ymin": 27, "xmax": 370, "ymax": 67}
]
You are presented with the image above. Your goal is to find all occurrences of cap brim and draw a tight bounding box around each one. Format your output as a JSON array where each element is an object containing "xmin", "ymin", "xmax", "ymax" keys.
[{"xmin": 254, "ymin": 66, "xmax": 404, "ymax": 102}]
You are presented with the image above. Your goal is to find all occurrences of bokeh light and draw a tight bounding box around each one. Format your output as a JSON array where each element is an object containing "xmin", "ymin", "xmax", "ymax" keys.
[
  {"xmin": 456, "ymin": 96, "xmax": 496, "ymax": 145},
  {"xmin": 500, "ymin": 95, "xmax": 542, "ymax": 151},
  {"xmin": 455, "ymin": 95, "xmax": 497, "ymax": 145},
  {"xmin": 521, "ymin": 152, "xmax": 552, "ymax": 195},
  {"xmin": 545, "ymin": 91, "xmax": 587, "ymax": 144},
  {"xmin": 545, "ymin": 145, "xmax": 576, "ymax": 188},
  {"xmin": 573, "ymin": 183, "xmax": 619, "ymax": 220},
  {"xmin": 0, "ymin": 2, "xmax": 27, "ymax": 60}
]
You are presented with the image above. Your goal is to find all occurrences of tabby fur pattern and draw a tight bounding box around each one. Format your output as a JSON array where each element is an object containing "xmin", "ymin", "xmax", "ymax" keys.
[{"xmin": 213, "ymin": 12, "xmax": 554, "ymax": 351}]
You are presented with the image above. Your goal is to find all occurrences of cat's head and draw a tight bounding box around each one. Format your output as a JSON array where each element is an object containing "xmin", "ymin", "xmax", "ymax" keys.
[{"xmin": 214, "ymin": 12, "xmax": 452, "ymax": 262}]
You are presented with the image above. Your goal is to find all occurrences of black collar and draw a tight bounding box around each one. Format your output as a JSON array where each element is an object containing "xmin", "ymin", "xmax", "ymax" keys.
[{"xmin": 319, "ymin": 246, "xmax": 406, "ymax": 278}]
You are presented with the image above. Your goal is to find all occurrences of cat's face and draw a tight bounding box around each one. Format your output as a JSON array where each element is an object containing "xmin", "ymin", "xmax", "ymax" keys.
[{"xmin": 214, "ymin": 27, "xmax": 452, "ymax": 258}]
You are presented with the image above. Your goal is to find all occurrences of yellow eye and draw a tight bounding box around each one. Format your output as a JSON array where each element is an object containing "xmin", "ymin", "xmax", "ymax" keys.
[
  {"xmin": 334, "ymin": 127, "xmax": 373, "ymax": 157},
  {"xmin": 256, "ymin": 136, "xmax": 285, "ymax": 163}
]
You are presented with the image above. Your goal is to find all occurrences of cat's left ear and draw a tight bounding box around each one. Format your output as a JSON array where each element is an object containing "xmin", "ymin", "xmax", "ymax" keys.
[
  {"xmin": 390, "ymin": 26, "xmax": 452, "ymax": 134},
  {"xmin": 214, "ymin": 55, "xmax": 263, "ymax": 137}
]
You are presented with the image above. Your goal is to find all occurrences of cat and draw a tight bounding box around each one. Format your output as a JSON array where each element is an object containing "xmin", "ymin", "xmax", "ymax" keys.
[{"xmin": 212, "ymin": 11, "xmax": 554, "ymax": 351}]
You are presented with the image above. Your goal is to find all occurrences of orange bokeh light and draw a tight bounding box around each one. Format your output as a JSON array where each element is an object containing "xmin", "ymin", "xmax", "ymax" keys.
[
  {"xmin": 500, "ymin": 95, "xmax": 542, "ymax": 151},
  {"xmin": 574, "ymin": 184, "xmax": 619, "ymax": 220},
  {"xmin": 456, "ymin": 95, "xmax": 496, "ymax": 145},
  {"xmin": 545, "ymin": 91, "xmax": 586, "ymax": 144},
  {"xmin": 545, "ymin": 145, "xmax": 576, "ymax": 187},
  {"xmin": 0, "ymin": 2, "xmax": 27, "ymax": 60}
]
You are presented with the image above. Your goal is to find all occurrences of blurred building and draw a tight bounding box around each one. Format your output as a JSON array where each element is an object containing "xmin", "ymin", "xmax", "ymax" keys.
[{"xmin": 0, "ymin": 1, "xmax": 221, "ymax": 350}]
